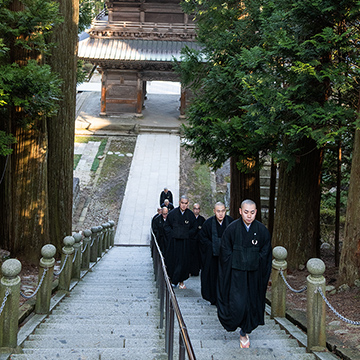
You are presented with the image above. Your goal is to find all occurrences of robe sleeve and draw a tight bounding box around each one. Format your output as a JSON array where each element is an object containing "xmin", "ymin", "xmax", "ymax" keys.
[{"xmin": 259, "ymin": 226, "xmax": 272, "ymax": 294}]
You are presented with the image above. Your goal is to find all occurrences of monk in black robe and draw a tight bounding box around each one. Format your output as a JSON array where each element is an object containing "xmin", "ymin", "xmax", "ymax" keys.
[
  {"xmin": 164, "ymin": 195, "xmax": 196, "ymax": 289},
  {"xmin": 217, "ymin": 199, "xmax": 272, "ymax": 348},
  {"xmin": 199, "ymin": 202, "xmax": 233, "ymax": 305},
  {"xmin": 161, "ymin": 199, "xmax": 174, "ymax": 211},
  {"xmin": 189, "ymin": 203, "xmax": 206, "ymax": 276},
  {"xmin": 152, "ymin": 207, "xmax": 169, "ymax": 255},
  {"xmin": 151, "ymin": 208, "xmax": 162, "ymax": 255},
  {"xmin": 160, "ymin": 187, "xmax": 173, "ymax": 206}
]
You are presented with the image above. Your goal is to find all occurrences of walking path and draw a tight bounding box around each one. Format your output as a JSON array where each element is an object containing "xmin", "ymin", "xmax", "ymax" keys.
[
  {"xmin": 114, "ymin": 133, "xmax": 180, "ymax": 245},
  {"xmin": 74, "ymin": 141, "xmax": 101, "ymax": 187}
]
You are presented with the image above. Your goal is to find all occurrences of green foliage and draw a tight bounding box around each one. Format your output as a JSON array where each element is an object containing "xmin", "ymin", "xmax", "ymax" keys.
[
  {"xmin": 0, "ymin": 131, "xmax": 16, "ymax": 156},
  {"xmin": 0, "ymin": 0, "xmax": 62, "ymax": 155},
  {"xmin": 77, "ymin": 60, "xmax": 87, "ymax": 84},
  {"xmin": 0, "ymin": 0, "xmax": 62, "ymax": 55},
  {"xmin": 74, "ymin": 154, "xmax": 81, "ymax": 170},
  {"xmin": 91, "ymin": 138, "xmax": 107, "ymax": 171},
  {"xmin": 0, "ymin": 60, "xmax": 62, "ymax": 124},
  {"xmin": 179, "ymin": 0, "xmax": 360, "ymax": 172},
  {"xmin": 79, "ymin": 0, "xmax": 105, "ymax": 33}
]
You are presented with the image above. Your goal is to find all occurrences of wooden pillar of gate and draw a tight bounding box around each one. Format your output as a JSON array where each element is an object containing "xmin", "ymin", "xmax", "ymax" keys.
[
  {"xmin": 180, "ymin": 86, "xmax": 186, "ymax": 117},
  {"xmin": 136, "ymin": 75, "xmax": 143, "ymax": 115},
  {"xmin": 100, "ymin": 69, "xmax": 107, "ymax": 116}
]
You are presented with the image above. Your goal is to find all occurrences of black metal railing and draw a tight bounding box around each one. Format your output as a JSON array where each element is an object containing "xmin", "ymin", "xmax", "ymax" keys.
[{"xmin": 151, "ymin": 228, "xmax": 196, "ymax": 360}]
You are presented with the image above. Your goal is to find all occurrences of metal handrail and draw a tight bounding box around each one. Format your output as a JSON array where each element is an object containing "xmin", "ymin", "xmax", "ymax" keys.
[{"xmin": 151, "ymin": 228, "xmax": 196, "ymax": 360}]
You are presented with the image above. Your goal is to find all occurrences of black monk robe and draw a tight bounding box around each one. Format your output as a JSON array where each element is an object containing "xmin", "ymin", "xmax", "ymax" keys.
[
  {"xmin": 189, "ymin": 214, "xmax": 206, "ymax": 276},
  {"xmin": 152, "ymin": 215, "xmax": 167, "ymax": 255},
  {"xmin": 164, "ymin": 207, "xmax": 197, "ymax": 285},
  {"xmin": 199, "ymin": 215, "xmax": 233, "ymax": 305},
  {"xmin": 217, "ymin": 219, "xmax": 272, "ymax": 333}
]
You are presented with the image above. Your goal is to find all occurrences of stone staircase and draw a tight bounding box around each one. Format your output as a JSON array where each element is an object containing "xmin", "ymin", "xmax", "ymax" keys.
[
  {"xmin": 11, "ymin": 246, "xmax": 167, "ymax": 360},
  {"xmin": 174, "ymin": 275, "xmax": 316, "ymax": 360},
  {"xmin": 11, "ymin": 246, "xmax": 317, "ymax": 360}
]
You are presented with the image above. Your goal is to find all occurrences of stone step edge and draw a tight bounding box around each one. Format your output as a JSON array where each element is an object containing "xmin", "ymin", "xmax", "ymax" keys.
[{"xmin": 264, "ymin": 305, "xmax": 338, "ymax": 360}]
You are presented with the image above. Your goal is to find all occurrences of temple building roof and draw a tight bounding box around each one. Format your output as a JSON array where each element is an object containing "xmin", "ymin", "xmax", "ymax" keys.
[{"xmin": 78, "ymin": 37, "xmax": 202, "ymax": 62}]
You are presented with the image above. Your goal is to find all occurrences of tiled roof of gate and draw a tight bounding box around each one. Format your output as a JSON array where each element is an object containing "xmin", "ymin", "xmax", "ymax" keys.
[{"xmin": 78, "ymin": 38, "xmax": 202, "ymax": 62}]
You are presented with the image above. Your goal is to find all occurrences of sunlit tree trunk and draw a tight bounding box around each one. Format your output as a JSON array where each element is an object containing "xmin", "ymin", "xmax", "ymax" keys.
[
  {"xmin": 47, "ymin": 0, "xmax": 79, "ymax": 252},
  {"xmin": 230, "ymin": 156, "xmax": 261, "ymax": 220},
  {"xmin": 272, "ymin": 138, "xmax": 323, "ymax": 269},
  {"xmin": 0, "ymin": 0, "xmax": 49, "ymax": 262}
]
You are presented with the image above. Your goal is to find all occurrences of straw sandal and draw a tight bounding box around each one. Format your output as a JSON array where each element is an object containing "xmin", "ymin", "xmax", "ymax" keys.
[{"xmin": 240, "ymin": 334, "xmax": 250, "ymax": 348}]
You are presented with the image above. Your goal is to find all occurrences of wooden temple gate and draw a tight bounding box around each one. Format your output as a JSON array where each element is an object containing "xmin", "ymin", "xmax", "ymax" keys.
[{"xmin": 78, "ymin": 0, "xmax": 199, "ymax": 116}]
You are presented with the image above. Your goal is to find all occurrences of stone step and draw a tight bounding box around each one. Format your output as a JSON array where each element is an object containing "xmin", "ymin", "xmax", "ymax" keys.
[
  {"xmin": 13, "ymin": 348, "xmax": 168, "ymax": 360},
  {"xmin": 194, "ymin": 348, "xmax": 315, "ymax": 360},
  {"xmin": 41, "ymin": 315, "xmax": 160, "ymax": 326},
  {"xmin": 33, "ymin": 324, "xmax": 162, "ymax": 336},
  {"xmin": 51, "ymin": 307, "xmax": 160, "ymax": 316},
  {"xmin": 54, "ymin": 298, "xmax": 160, "ymax": 306},
  {"xmin": 22, "ymin": 336, "xmax": 164, "ymax": 349},
  {"xmin": 195, "ymin": 337, "xmax": 302, "ymax": 349},
  {"xmin": 11, "ymin": 348, "xmax": 315, "ymax": 360},
  {"xmin": 33, "ymin": 324, "xmax": 288, "ymax": 340}
]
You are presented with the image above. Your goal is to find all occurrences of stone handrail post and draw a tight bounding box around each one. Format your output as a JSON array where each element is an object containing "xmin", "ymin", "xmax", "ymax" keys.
[
  {"xmin": 105, "ymin": 222, "xmax": 111, "ymax": 249},
  {"xmin": 271, "ymin": 246, "xmax": 287, "ymax": 318},
  {"xmin": 0, "ymin": 259, "xmax": 21, "ymax": 348},
  {"xmin": 306, "ymin": 258, "xmax": 326, "ymax": 352},
  {"xmin": 81, "ymin": 229, "xmax": 92, "ymax": 270},
  {"xmin": 97, "ymin": 225, "xmax": 104, "ymax": 257},
  {"xmin": 59, "ymin": 236, "xmax": 75, "ymax": 292},
  {"xmin": 102, "ymin": 223, "xmax": 109, "ymax": 251},
  {"xmin": 90, "ymin": 226, "xmax": 100, "ymax": 262},
  {"xmin": 72, "ymin": 233, "xmax": 82, "ymax": 280},
  {"xmin": 35, "ymin": 244, "xmax": 56, "ymax": 315},
  {"xmin": 109, "ymin": 220, "xmax": 115, "ymax": 247}
]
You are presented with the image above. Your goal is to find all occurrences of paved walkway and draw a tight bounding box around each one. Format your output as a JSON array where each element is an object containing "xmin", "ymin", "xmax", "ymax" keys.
[
  {"xmin": 114, "ymin": 133, "xmax": 180, "ymax": 245},
  {"xmin": 74, "ymin": 141, "xmax": 101, "ymax": 187},
  {"xmin": 76, "ymin": 75, "xmax": 183, "ymax": 246}
]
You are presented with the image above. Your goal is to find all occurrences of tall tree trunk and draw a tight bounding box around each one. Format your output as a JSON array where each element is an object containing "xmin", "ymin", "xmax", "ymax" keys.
[
  {"xmin": 230, "ymin": 156, "xmax": 261, "ymax": 220},
  {"xmin": 0, "ymin": 0, "xmax": 49, "ymax": 262},
  {"xmin": 267, "ymin": 158, "xmax": 277, "ymax": 236},
  {"xmin": 0, "ymin": 119, "xmax": 49, "ymax": 262},
  {"xmin": 334, "ymin": 141, "xmax": 341, "ymax": 267},
  {"xmin": 272, "ymin": 138, "xmax": 323, "ymax": 269},
  {"xmin": 47, "ymin": 0, "xmax": 79, "ymax": 252},
  {"xmin": 339, "ymin": 132, "xmax": 360, "ymax": 285}
]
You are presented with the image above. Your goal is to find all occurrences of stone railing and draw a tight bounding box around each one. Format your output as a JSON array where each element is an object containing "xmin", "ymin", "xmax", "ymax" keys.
[
  {"xmin": 0, "ymin": 221, "xmax": 115, "ymax": 349},
  {"xmin": 271, "ymin": 246, "xmax": 360, "ymax": 353}
]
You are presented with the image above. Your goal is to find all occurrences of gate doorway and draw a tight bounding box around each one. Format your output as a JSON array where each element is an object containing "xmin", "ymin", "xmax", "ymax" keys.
[{"xmin": 143, "ymin": 81, "xmax": 182, "ymax": 121}]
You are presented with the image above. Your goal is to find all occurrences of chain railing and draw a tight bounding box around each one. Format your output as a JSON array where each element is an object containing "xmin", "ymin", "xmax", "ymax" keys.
[
  {"xmin": 72, "ymin": 249, "xmax": 78, "ymax": 263},
  {"xmin": 317, "ymin": 287, "xmax": 360, "ymax": 326},
  {"xmin": 151, "ymin": 227, "xmax": 196, "ymax": 360},
  {"xmin": 0, "ymin": 221, "xmax": 115, "ymax": 349},
  {"xmin": 279, "ymin": 269, "xmax": 307, "ymax": 293},
  {"xmin": 271, "ymin": 246, "xmax": 360, "ymax": 353},
  {"xmin": 20, "ymin": 268, "xmax": 48, "ymax": 300},
  {"xmin": 81, "ymin": 242, "xmax": 88, "ymax": 254},
  {"xmin": 0, "ymin": 289, "xmax": 10, "ymax": 316},
  {"xmin": 53, "ymin": 254, "xmax": 69, "ymax": 276}
]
